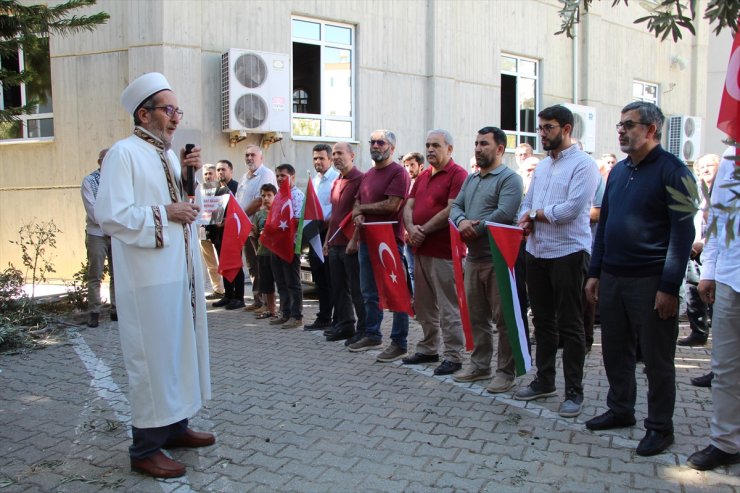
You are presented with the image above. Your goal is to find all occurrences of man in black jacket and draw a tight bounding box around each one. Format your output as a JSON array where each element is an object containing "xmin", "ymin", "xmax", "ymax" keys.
[{"xmin": 210, "ymin": 160, "xmax": 242, "ymax": 310}]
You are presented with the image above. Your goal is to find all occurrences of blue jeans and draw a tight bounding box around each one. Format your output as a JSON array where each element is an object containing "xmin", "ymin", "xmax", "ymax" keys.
[{"xmin": 359, "ymin": 242, "xmax": 409, "ymax": 349}]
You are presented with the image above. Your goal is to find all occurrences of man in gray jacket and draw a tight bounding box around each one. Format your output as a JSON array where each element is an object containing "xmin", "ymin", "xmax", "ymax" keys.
[{"xmin": 449, "ymin": 126, "xmax": 523, "ymax": 393}]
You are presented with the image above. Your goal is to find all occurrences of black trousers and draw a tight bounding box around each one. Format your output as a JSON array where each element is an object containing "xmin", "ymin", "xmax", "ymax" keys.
[
  {"xmin": 130, "ymin": 418, "xmax": 188, "ymax": 459},
  {"xmin": 514, "ymin": 241, "xmax": 531, "ymax": 348},
  {"xmin": 213, "ymin": 233, "xmax": 244, "ymax": 301},
  {"xmin": 526, "ymin": 251, "xmax": 588, "ymax": 397},
  {"xmin": 309, "ymin": 230, "xmax": 333, "ymax": 323},
  {"xmin": 271, "ymin": 254, "xmax": 302, "ymax": 318},
  {"xmin": 600, "ymin": 272, "xmax": 679, "ymax": 433},
  {"xmin": 328, "ymin": 245, "xmax": 366, "ymax": 335},
  {"xmin": 686, "ymin": 283, "xmax": 710, "ymax": 339}
]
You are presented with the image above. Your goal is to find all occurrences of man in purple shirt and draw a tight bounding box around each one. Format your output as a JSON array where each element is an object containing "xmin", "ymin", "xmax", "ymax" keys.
[{"xmin": 347, "ymin": 129, "xmax": 410, "ymax": 362}]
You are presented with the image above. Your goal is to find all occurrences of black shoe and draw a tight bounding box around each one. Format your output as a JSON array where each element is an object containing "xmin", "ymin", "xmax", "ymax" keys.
[
  {"xmin": 212, "ymin": 297, "xmax": 230, "ymax": 308},
  {"xmin": 344, "ymin": 332, "xmax": 364, "ymax": 347},
  {"xmin": 401, "ymin": 352, "xmax": 440, "ymax": 365},
  {"xmin": 326, "ymin": 328, "xmax": 354, "ymax": 342},
  {"xmin": 678, "ymin": 333, "xmax": 708, "ymax": 347},
  {"xmin": 110, "ymin": 309, "xmax": 118, "ymax": 322},
  {"xmin": 687, "ymin": 445, "xmax": 740, "ymax": 471},
  {"xmin": 224, "ymin": 299, "xmax": 245, "ymax": 310},
  {"xmin": 87, "ymin": 313, "xmax": 99, "ymax": 328},
  {"xmin": 636, "ymin": 430, "xmax": 674, "ymax": 456},
  {"xmin": 206, "ymin": 292, "xmax": 224, "ymax": 300},
  {"xmin": 691, "ymin": 372, "xmax": 714, "ymax": 388},
  {"xmin": 585, "ymin": 410, "xmax": 636, "ymax": 431},
  {"xmin": 304, "ymin": 319, "xmax": 332, "ymax": 331},
  {"xmin": 434, "ymin": 360, "xmax": 462, "ymax": 376}
]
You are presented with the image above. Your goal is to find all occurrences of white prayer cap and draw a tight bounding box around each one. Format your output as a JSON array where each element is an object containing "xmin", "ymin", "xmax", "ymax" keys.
[{"xmin": 120, "ymin": 72, "xmax": 172, "ymax": 115}]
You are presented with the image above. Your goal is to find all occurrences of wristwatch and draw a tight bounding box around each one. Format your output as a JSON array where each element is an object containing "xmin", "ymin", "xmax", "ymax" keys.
[{"xmin": 529, "ymin": 209, "xmax": 537, "ymax": 222}]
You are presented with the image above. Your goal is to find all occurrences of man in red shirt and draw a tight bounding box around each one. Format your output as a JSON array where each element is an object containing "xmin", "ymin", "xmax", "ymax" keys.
[
  {"xmin": 402, "ymin": 129, "xmax": 468, "ymax": 375},
  {"xmin": 323, "ymin": 142, "xmax": 366, "ymax": 344}
]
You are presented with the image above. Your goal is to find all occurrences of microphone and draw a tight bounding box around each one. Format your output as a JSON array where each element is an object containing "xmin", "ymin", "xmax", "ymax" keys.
[{"xmin": 185, "ymin": 143, "xmax": 195, "ymax": 202}]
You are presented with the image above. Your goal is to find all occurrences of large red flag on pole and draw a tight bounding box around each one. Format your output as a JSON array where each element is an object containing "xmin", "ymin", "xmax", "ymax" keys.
[
  {"xmin": 218, "ymin": 194, "xmax": 252, "ymax": 282},
  {"xmin": 362, "ymin": 222, "xmax": 414, "ymax": 316},
  {"xmin": 448, "ymin": 220, "xmax": 474, "ymax": 351},
  {"xmin": 486, "ymin": 222, "xmax": 531, "ymax": 376},
  {"xmin": 295, "ymin": 176, "xmax": 325, "ymax": 260},
  {"xmin": 718, "ymin": 20, "xmax": 740, "ymax": 145},
  {"xmin": 261, "ymin": 178, "xmax": 296, "ymax": 263}
]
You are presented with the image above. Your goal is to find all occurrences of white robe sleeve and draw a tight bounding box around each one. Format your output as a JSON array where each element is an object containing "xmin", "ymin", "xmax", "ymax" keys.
[{"xmin": 95, "ymin": 142, "xmax": 171, "ymax": 248}]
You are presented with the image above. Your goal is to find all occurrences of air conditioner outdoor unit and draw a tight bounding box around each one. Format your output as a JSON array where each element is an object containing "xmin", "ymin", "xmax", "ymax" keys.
[
  {"xmin": 221, "ymin": 49, "xmax": 290, "ymax": 133},
  {"xmin": 667, "ymin": 115, "xmax": 702, "ymax": 163},
  {"xmin": 562, "ymin": 103, "xmax": 596, "ymax": 153}
]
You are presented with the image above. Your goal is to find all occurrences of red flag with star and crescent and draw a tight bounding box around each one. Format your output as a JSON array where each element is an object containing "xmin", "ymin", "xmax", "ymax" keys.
[
  {"xmin": 218, "ymin": 193, "xmax": 252, "ymax": 282},
  {"xmin": 261, "ymin": 178, "xmax": 296, "ymax": 263},
  {"xmin": 718, "ymin": 19, "xmax": 740, "ymax": 145},
  {"xmin": 363, "ymin": 222, "xmax": 414, "ymax": 316}
]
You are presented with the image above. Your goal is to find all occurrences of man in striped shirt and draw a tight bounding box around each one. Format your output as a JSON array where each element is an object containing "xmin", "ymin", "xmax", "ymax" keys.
[{"xmin": 514, "ymin": 105, "xmax": 600, "ymax": 418}]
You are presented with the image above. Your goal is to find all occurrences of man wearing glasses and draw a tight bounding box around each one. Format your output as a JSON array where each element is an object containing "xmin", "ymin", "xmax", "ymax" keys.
[
  {"xmin": 584, "ymin": 102, "xmax": 694, "ymax": 457},
  {"xmin": 347, "ymin": 129, "xmax": 411, "ymax": 362},
  {"xmin": 95, "ymin": 73, "xmax": 214, "ymax": 478},
  {"xmin": 515, "ymin": 105, "xmax": 600, "ymax": 419}
]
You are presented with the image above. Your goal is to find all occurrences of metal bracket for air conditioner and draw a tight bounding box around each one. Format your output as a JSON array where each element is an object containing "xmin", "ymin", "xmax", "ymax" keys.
[
  {"xmin": 228, "ymin": 131, "xmax": 248, "ymax": 148},
  {"xmin": 260, "ymin": 131, "xmax": 283, "ymax": 149}
]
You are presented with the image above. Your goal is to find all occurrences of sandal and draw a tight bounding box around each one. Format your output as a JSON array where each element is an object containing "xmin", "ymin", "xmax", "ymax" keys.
[{"xmin": 256, "ymin": 311, "xmax": 276, "ymax": 319}]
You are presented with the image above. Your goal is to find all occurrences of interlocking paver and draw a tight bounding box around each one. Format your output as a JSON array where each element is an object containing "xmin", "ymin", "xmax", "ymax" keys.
[{"xmin": 2, "ymin": 295, "xmax": 740, "ymax": 492}]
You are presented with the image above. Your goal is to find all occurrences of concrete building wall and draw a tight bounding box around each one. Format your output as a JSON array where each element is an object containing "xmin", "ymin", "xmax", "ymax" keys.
[{"xmin": 0, "ymin": 0, "xmax": 714, "ymax": 278}]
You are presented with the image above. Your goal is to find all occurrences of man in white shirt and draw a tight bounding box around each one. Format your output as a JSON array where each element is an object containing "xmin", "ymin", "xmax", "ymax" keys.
[
  {"xmin": 515, "ymin": 105, "xmax": 600, "ymax": 418},
  {"xmin": 236, "ymin": 145, "xmax": 277, "ymax": 311},
  {"xmin": 304, "ymin": 143, "xmax": 339, "ymax": 331},
  {"xmin": 687, "ymin": 148, "xmax": 740, "ymax": 471}
]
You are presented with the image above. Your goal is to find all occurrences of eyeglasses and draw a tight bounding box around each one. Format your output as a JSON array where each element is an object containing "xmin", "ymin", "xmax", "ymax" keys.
[
  {"xmin": 616, "ymin": 120, "xmax": 650, "ymax": 131},
  {"xmin": 369, "ymin": 139, "xmax": 387, "ymax": 146},
  {"xmin": 146, "ymin": 105, "xmax": 184, "ymax": 118},
  {"xmin": 536, "ymin": 124, "xmax": 560, "ymax": 134}
]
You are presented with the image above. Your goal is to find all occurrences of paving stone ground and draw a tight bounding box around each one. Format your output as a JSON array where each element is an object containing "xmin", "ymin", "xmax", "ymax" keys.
[{"xmin": 1, "ymin": 292, "xmax": 738, "ymax": 492}]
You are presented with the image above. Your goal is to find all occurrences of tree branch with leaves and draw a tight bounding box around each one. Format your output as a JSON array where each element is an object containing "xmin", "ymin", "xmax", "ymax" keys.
[
  {"xmin": 557, "ymin": 0, "xmax": 739, "ymax": 41},
  {"xmin": 0, "ymin": 0, "xmax": 109, "ymax": 123}
]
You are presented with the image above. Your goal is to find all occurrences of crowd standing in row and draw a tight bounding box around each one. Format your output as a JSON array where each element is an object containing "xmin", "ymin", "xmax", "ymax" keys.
[{"xmin": 82, "ymin": 72, "xmax": 739, "ymax": 478}]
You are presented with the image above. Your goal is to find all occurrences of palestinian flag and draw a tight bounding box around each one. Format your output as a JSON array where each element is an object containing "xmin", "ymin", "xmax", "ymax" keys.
[{"xmin": 486, "ymin": 222, "xmax": 531, "ymax": 376}]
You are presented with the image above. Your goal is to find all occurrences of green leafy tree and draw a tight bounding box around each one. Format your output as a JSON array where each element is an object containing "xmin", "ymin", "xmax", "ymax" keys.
[
  {"xmin": 0, "ymin": 0, "xmax": 109, "ymax": 122},
  {"xmin": 557, "ymin": 0, "xmax": 739, "ymax": 41}
]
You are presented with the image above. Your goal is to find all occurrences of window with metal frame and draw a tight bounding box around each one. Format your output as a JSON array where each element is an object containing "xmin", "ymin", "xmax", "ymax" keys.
[
  {"xmin": 291, "ymin": 16, "xmax": 354, "ymax": 140},
  {"xmin": 632, "ymin": 80, "xmax": 659, "ymax": 105},
  {"xmin": 0, "ymin": 37, "xmax": 54, "ymax": 142},
  {"xmin": 500, "ymin": 54, "xmax": 538, "ymax": 152}
]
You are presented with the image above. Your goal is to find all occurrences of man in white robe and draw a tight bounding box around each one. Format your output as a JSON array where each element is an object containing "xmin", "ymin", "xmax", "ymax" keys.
[{"xmin": 95, "ymin": 72, "xmax": 213, "ymax": 479}]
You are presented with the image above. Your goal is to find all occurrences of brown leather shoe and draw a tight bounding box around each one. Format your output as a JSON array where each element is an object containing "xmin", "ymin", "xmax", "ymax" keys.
[
  {"xmin": 130, "ymin": 450, "xmax": 186, "ymax": 478},
  {"xmin": 163, "ymin": 428, "xmax": 216, "ymax": 449}
]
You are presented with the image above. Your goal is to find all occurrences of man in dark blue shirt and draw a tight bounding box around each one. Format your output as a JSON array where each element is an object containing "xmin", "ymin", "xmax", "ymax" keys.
[{"xmin": 584, "ymin": 102, "xmax": 695, "ymax": 457}]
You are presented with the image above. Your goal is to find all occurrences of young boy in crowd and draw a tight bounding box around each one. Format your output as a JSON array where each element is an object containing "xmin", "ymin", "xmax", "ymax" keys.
[
  {"xmin": 269, "ymin": 164, "xmax": 305, "ymax": 329},
  {"xmin": 253, "ymin": 183, "xmax": 278, "ymax": 319}
]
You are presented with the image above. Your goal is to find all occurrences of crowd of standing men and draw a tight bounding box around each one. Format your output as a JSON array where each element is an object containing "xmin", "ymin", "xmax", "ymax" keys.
[{"xmin": 82, "ymin": 71, "xmax": 738, "ymax": 478}]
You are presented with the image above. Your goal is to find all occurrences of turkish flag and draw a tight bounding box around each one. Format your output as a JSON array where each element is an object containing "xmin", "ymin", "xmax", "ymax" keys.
[
  {"xmin": 449, "ymin": 220, "xmax": 473, "ymax": 351},
  {"xmin": 718, "ymin": 20, "xmax": 740, "ymax": 143},
  {"xmin": 363, "ymin": 222, "xmax": 414, "ymax": 316},
  {"xmin": 261, "ymin": 178, "xmax": 296, "ymax": 263},
  {"xmin": 218, "ymin": 194, "xmax": 252, "ymax": 282}
]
